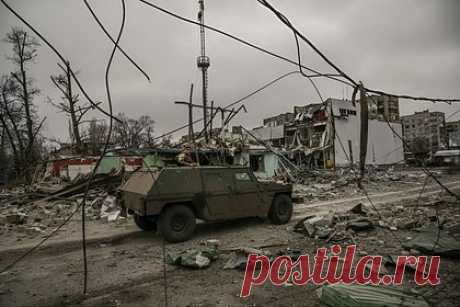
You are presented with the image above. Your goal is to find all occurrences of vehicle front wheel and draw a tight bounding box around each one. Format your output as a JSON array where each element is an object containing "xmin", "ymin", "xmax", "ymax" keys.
[
  {"xmin": 268, "ymin": 194, "xmax": 293, "ymax": 225},
  {"xmin": 134, "ymin": 214, "xmax": 157, "ymax": 231},
  {"xmin": 158, "ymin": 205, "xmax": 196, "ymax": 243}
]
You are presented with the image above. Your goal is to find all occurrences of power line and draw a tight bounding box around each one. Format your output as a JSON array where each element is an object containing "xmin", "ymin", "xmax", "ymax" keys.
[
  {"xmin": 138, "ymin": 0, "xmax": 460, "ymax": 105},
  {"xmin": 0, "ymin": 1, "xmax": 124, "ymax": 293},
  {"xmin": 82, "ymin": 0, "xmax": 151, "ymax": 82},
  {"xmin": 0, "ymin": 0, "xmax": 122, "ymax": 123},
  {"xmin": 137, "ymin": 0, "xmax": 352, "ymax": 87},
  {"xmin": 152, "ymin": 70, "xmax": 306, "ymax": 141},
  {"xmin": 367, "ymin": 94, "xmax": 460, "ymax": 202},
  {"xmin": 256, "ymin": 0, "xmax": 357, "ymax": 87}
]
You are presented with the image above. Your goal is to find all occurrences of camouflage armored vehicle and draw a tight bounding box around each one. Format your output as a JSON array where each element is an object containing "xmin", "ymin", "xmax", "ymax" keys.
[{"xmin": 119, "ymin": 166, "xmax": 293, "ymax": 243}]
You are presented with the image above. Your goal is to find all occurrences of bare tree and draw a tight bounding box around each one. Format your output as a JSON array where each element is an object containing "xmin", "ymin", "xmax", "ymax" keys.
[
  {"xmin": 82, "ymin": 118, "xmax": 109, "ymax": 155},
  {"xmin": 411, "ymin": 136, "xmax": 430, "ymax": 165},
  {"xmin": 0, "ymin": 75, "xmax": 23, "ymax": 169},
  {"xmin": 112, "ymin": 113, "xmax": 155, "ymax": 148},
  {"xmin": 48, "ymin": 61, "xmax": 96, "ymax": 153},
  {"xmin": 2, "ymin": 27, "xmax": 44, "ymax": 180}
]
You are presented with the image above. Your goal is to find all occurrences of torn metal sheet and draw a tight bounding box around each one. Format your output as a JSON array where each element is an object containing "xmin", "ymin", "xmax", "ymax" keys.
[{"xmin": 317, "ymin": 284, "xmax": 429, "ymax": 307}]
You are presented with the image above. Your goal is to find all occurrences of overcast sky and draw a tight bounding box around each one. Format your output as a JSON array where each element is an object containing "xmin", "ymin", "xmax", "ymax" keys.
[{"xmin": 1, "ymin": 0, "xmax": 459, "ymax": 142}]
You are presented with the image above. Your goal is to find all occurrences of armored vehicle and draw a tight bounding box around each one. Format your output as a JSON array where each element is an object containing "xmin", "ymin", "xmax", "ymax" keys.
[{"xmin": 119, "ymin": 166, "xmax": 293, "ymax": 243}]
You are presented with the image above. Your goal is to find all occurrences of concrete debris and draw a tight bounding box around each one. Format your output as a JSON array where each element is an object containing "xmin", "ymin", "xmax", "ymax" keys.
[
  {"xmin": 200, "ymin": 239, "xmax": 220, "ymax": 248},
  {"xmin": 0, "ymin": 181, "xmax": 123, "ymax": 240},
  {"xmin": 223, "ymin": 246, "xmax": 270, "ymax": 270},
  {"xmin": 346, "ymin": 218, "xmax": 374, "ymax": 231},
  {"xmin": 402, "ymin": 226, "xmax": 460, "ymax": 257},
  {"xmin": 99, "ymin": 195, "xmax": 121, "ymax": 222},
  {"xmin": 349, "ymin": 203, "xmax": 367, "ymax": 215},
  {"xmin": 167, "ymin": 247, "xmax": 219, "ymax": 269}
]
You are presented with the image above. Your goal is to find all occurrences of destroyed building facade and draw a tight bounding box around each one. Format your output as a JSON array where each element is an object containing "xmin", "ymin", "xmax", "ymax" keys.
[{"xmin": 248, "ymin": 96, "xmax": 403, "ymax": 169}]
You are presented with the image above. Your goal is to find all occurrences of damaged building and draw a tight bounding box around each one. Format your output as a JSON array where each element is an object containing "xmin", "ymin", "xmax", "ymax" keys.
[{"xmin": 248, "ymin": 96, "xmax": 404, "ymax": 169}]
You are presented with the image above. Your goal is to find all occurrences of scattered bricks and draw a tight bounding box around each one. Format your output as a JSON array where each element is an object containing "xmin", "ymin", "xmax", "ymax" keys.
[{"xmin": 303, "ymin": 216, "xmax": 325, "ymax": 237}]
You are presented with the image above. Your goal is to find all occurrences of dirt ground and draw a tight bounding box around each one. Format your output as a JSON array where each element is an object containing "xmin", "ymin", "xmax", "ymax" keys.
[{"xmin": 1, "ymin": 172, "xmax": 460, "ymax": 306}]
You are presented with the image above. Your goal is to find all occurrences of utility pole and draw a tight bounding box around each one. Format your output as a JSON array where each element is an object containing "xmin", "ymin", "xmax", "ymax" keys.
[
  {"xmin": 197, "ymin": 0, "xmax": 210, "ymax": 143},
  {"xmin": 188, "ymin": 84, "xmax": 194, "ymax": 141},
  {"xmin": 174, "ymin": 100, "xmax": 245, "ymax": 140},
  {"xmin": 209, "ymin": 100, "xmax": 214, "ymax": 138}
]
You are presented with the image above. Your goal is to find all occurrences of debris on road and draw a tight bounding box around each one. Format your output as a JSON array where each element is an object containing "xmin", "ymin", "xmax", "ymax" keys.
[
  {"xmin": 402, "ymin": 226, "xmax": 460, "ymax": 257},
  {"xmin": 223, "ymin": 247, "xmax": 270, "ymax": 270},
  {"xmin": 167, "ymin": 247, "xmax": 219, "ymax": 269}
]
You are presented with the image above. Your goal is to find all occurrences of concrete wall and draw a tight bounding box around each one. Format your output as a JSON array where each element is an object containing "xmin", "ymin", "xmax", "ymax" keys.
[{"xmin": 331, "ymin": 100, "xmax": 404, "ymax": 167}]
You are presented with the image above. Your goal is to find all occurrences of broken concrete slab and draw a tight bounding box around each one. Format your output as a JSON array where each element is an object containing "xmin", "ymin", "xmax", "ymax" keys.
[
  {"xmin": 349, "ymin": 203, "xmax": 367, "ymax": 215},
  {"xmin": 346, "ymin": 218, "xmax": 374, "ymax": 232},
  {"xmin": 402, "ymin": 226, "xmax": 460, "ymax": 257}
]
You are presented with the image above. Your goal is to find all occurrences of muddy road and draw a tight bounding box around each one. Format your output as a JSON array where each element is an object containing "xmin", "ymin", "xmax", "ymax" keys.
[{"xmin": 1, "ymin": 178, "xmax": 460, "ymax": 307}]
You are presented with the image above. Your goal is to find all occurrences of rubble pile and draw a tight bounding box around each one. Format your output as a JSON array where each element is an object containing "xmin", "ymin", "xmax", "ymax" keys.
[
  {"xmin": 167, "ymin": 246, "xmax": 219, "ymax": 269},
  {"xmin": 292, "ymin": 168, "xmax": 429, "ymax": 202},
  {"xmin": 293, "ymin": 196, "xmax": 460, "ymax": 252},
  {"xmin": 0, "ymin": 173, "xmax": 125, "ymax": 240}
]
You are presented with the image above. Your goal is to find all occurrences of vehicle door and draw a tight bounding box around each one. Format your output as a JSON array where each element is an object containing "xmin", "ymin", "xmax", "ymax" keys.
[
  {"xmin": 232, "ymin": 169, "xmax": 266, "ymax": 217},
  {"xmin": 201, "ymin": 168, "xmax": 236, "ymax": 219}
]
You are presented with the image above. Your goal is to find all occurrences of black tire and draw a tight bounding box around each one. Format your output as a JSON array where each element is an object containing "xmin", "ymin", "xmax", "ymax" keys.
[
  {"xmin": 158, "ymin": 205, "xmax": 196, "ymax": 243},
  {"xmin": 134, "ymin": 214, "xmax": 157, "ymax": 231},
  {"xmin": 269, "ymin": 194, "xmax": 293, "ymax": 224}
]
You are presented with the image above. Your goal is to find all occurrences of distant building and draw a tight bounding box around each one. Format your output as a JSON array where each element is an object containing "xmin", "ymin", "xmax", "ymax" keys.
[
  {"xmin": 367, "ymin": 95, "xmax": 400, "ymax": 122},
  {"xmin": 446, "ymin": 120, "xmax": 460, "ymax": 148},
  {"xmin": 401, "ymin": 110, "xmax": 447, "ymax": 160}
]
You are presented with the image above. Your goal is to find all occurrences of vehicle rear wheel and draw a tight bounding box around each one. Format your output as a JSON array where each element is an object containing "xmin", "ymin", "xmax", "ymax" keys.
[
  {"xmin": 158, "ymin": 205, "xmax": 196, "ymax": 243},
  {"xmin": 134, "ymin": 214, "xmax": 157, "ymax": 231},
  {"xmin": 269, "ymin": 194, "xmax": 293, "ymax": 224}
]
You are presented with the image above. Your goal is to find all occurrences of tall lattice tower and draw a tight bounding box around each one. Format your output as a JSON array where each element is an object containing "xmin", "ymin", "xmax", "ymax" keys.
[{"xmin": 197, "ymin": 0, "xmax": 210, "ymax": 141}]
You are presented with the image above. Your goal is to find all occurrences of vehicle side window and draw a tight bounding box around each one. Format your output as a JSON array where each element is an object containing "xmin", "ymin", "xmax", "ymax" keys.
[{"xmin": 235, "ymin": 172, "xmax": 251, "ymax": 181}]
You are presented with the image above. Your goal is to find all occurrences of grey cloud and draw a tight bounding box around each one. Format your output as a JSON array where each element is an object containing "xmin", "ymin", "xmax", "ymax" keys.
[{"xmin": 0, "ymin": 0, "xmax": 459, "ymax": 141}]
